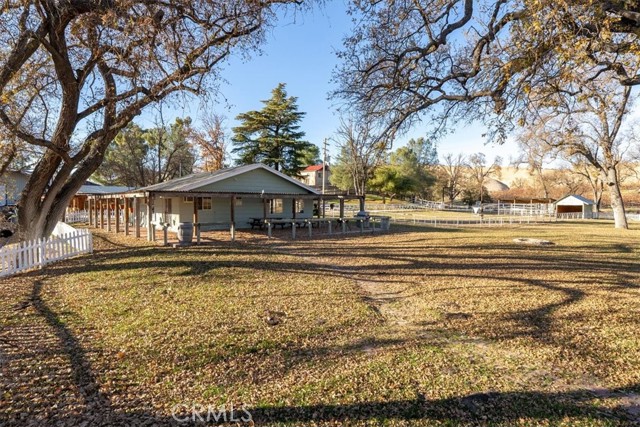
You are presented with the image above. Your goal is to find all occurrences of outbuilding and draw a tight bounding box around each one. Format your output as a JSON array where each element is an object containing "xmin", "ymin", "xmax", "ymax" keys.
[{"xmin": 555, "ymin": 194, "xmax": 595, "ymax": 219}]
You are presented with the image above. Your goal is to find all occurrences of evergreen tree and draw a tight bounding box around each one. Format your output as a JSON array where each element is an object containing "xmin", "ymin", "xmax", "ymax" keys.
[{"xmin": 232, "ymin": 83, "xmax": 315, "ymax": 176}]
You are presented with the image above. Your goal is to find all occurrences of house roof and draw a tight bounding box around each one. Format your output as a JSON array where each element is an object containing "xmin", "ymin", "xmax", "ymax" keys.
[
  {"xmin": 302, "ymin": 164, "xmax": 328, "ymax": 173},
  {"xmin": 76, "ymin": 185, "xmax": 133, "ymax": 195},
  {"xmin": 138, "ymin": 164, "xmax": 320, "ymax": 195},
  {"xmin": 555, "ymin": 194, "xmax": 595, "ymax": 206}
]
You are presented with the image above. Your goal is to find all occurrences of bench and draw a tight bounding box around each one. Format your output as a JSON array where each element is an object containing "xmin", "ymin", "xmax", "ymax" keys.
[{"xmin": 248, "ymin": 218, "xmax": 264, "ymax": 230}]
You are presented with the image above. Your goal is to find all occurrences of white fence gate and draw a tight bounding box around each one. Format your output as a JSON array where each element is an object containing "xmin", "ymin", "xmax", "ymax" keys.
[{"xmin": 0, "ymin": 229, "xmax": 93, "ymax": 278}]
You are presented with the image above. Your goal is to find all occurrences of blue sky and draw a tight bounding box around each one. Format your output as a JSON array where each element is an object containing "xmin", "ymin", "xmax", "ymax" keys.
[{"xmin": 140, "ymin": 0, "xmax": 520, "ymax": 165}]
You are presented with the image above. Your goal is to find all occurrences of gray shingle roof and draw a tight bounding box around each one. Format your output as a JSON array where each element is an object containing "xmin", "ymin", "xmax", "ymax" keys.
[
  {"xmin": 76, "ymin": 185, "xmax": 133, "ymax": 195},
  {"xmin": 137, "ymin": 164, "xmax": 319, "ymax": 194}
]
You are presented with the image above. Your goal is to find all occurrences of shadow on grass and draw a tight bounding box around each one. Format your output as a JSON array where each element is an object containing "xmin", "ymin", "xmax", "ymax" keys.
[
  {"xmin": 1, "ymin": 270, "xmax": 638, "ymax": 425},
  {"xmin": 3, "ymin": 228, "xmax": 639, "ymax": 425}
]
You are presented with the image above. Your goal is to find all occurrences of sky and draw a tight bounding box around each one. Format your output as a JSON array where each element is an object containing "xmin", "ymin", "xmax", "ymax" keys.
[{"xmin": 139, "ymin": 0, "xmax": 521, "ymax": 165}]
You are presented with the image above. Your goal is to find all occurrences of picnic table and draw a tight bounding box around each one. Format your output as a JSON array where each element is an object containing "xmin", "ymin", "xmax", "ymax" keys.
[{"xmin": 248, "ymin": 218, "xmax": 265, "ymax": 230}]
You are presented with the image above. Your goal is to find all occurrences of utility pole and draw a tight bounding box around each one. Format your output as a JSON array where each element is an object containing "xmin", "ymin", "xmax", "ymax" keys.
[
  {"xmin": 322, "ymin": 138, "xmax": 328, "ymax": 195},
  {"xmin": 321, "ymin": 138, "xmax": 328, "ymax": 218}
]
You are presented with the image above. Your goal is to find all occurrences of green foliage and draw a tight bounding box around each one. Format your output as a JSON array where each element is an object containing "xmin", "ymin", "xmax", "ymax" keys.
[
  {"xmin": 231, "ymin": 83, "xmax": 316, "ymax": 176},
  {"xmin": 368, "ymin": 165, "xmax": 416, "ymax": 203},
  {"xmin": 96, "ymin": 123, "xmax": 149, "ymax": 186},
  {"xmin": 405, "ymin": 137, "xmax": 438, "ymax": 167},
  {"xmin": 329, "ymin": 146, "xmax": 357, "ymax": 192},
  {"xmin": 299, "ymin": 144, "xmax": 321, "ymax": 167},
  {"xmin": 95, "ymin": 118, "xmax": 196, "ymax": 187},
  {"xmin": 368, "ymin": 142, "xmax": 437, "ymax": 201},
  {"xmin": 460, "ymin": 187, "xmax": 492, "ymax": 206}
]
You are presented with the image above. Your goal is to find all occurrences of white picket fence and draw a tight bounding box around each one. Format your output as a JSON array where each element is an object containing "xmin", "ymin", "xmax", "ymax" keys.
[
  {"xmin": 0, "ymin": 229, "xmax": 93, "ymax": 278},
  {"xmin": 64, "ymin": 210, "xmax": 90, "ymax": 224}
]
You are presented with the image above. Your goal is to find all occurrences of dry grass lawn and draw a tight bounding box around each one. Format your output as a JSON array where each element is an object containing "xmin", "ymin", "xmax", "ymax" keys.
[{"xmin": 1, "ymin": 221, "xmax": 639, "ymax": 426}]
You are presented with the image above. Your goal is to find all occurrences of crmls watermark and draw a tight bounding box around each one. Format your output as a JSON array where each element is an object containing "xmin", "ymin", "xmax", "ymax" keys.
[{"xmin": 171, "ymin": 403, "xmax": 253, "ymax": 424}]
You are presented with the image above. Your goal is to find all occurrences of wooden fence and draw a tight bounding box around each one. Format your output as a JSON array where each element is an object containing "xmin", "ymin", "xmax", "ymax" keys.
[{"xmin": 0, "ymin": 229, "xmax": 93, "ymax": 278}]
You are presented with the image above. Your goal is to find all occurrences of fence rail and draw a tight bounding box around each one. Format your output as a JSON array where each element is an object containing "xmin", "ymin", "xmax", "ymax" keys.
[
  {"xmin": 64, "ymin": 210, "xmax": 90, "ymax": 224},
  {"xmin": 0, "ymin": 228, "xmax": 93, "ymax": 278},
  {"xmin": 593, "ymin": 212, "xmax": 640, "ymax": 221},
  {"xmin": 391, "ymin": 215, "xmax": 555, "ymax": 227}
]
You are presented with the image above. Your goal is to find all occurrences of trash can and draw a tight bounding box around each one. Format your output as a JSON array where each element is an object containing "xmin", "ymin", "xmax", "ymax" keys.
[
  {"xmin": 354, "ymin": 211, "xmax": 370, "ymax": 228},
  {"xmin": 380, "ymin": 216, "xmax": 390, "ymax": 231},
  {"xmin": 177, "ymin": 222, "xmax": 193, "ymax": 244}
]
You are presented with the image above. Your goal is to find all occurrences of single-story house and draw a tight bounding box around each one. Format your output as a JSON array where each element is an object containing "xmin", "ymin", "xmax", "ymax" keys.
[
  {"xmin": 0, "ymin": 170, "xmax": 30, "ymax": 207},
  {"xmin": 299, "ymin": 164, "xmax": 330, "ymax": 188},
  {"xmin": 555, "ymin": 194, "xmax": 595, "ymax": 219},
  {"xmin": 140, "ymin": 163, "xmax": 320, "ymax": 231},
  {"xmin": 86, "ymin": 164, "xmax": 363, "ymax": 241}
]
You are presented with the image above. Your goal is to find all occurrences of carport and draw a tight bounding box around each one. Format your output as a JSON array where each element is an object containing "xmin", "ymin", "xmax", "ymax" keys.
[{"xmin": 555, "ymin": 195, "xmax": 595, "ymax": 219}]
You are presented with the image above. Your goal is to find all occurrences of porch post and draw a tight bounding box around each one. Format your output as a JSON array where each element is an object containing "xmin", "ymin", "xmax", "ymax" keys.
[
  {"xmin": 263, "ymin": 198, "xmax": 268, "ymax": 221},
  {"xmin": 230, "ymin": 195, "xmax": 236, "ymax": 241},
  {"xmin": 321, "ymin": 196, "xmax": 325, "ymax": 218},
  {"xmin": 147, "ymin": 195, "xmax": 154, "ymax": 241},
  {"xmin": 124, "ymin": 197, "xmax": 130, "ymax": 236},
  {"xmin": 193, "ymin": 197, "xmax": 198, "ymax": 224},
  {"xmin": 134, "ymin": 197, "xmax": 141, "ymax": 238},
  {"xmin": 106, "ymin": 198, "xmax": 112, "ymax": 232},
  {"xmin": 88, "ymin": 198, "xmax": 93, "ymax": 226},
  {"xmin": 292, "ymin": 198, "xmax": 296, "ymax": 219},
  {"xmin": 99, "ymin": 199, "xmax": 104, "ymax": 229},
  {"xmin": 115, "ymin": 197, "xmax": 120, "ymax": 233}
]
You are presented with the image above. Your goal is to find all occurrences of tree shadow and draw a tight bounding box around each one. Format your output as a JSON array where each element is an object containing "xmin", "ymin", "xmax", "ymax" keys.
[{"xmin": 1, "ymin": 273, "xmax": 639, "ymax": 425}]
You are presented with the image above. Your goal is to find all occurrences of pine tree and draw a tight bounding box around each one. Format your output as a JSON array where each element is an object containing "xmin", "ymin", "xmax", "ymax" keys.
[{"xmin": 232, "ymin": 83, "xmax": 315, "ymax": 176}]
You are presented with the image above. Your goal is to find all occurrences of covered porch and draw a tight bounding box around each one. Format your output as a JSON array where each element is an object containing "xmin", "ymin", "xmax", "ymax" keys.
[{"xmin": 86, "ymin": 191, "xmax": 368, "ymax": 244}]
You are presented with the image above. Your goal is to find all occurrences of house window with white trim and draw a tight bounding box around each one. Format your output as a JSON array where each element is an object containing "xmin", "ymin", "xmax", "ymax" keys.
[{"xmin": 197, "ymin": 197, "xmax": 212, "ymax": 210}]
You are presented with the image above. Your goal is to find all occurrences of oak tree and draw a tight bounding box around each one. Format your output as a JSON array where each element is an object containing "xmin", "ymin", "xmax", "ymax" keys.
[
  {"xmin": 0, "ymin": 0, "xmax": 302, "ymax": 240},
  {"xmin": 335, "ymin": 1, "xmax": 640, "ymax": 139}
]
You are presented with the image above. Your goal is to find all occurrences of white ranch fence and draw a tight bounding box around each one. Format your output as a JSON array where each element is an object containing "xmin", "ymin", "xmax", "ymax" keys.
[
  {"xmin": 594, "ymin": 212, "xmax": 640, "ymax": 221},
  {"xmin": 390, "ymin": 215, "xmax": 555, "ymax": 228},
  {"xmin": 64, "ymin": 210, "xmax": 90, "ymax": 224},
  {"xmin": 0, "ymin": 228, "xmax": 93, "ymax": 278}
]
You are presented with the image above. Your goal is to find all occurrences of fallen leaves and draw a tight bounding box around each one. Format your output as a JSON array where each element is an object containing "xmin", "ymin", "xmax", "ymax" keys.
[{"xmin": 0, "ymin": 223, "xmax": 639, "ymax": 426}]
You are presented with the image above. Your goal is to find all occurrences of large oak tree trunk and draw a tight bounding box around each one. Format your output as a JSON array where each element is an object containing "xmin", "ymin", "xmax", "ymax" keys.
[{"xmin": 603, "ymin": 167, "xmax": 628, "ymax": 229}]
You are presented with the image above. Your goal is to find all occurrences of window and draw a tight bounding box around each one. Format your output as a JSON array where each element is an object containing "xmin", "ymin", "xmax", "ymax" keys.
[
  {"xmin": 270, "ymin": 199, "xmax": 283, "ymax": 214},
  {"xmin": 196, "ymin": 197, "xmax": 212, "ymax": 210},
  {"xmin": 165, "ymin": 198, "xmax": 172, "ymax": 215},
  {"xmin": 296, "ymin": 199, "xmax": 305, "ymax": 213},
  {"xmin": 183, "ymin": 196, "xmax": 194, "ymax": 203},
  {"xmin": 235, "ymin": 197, "xmax": 243, "ymax": 206}
]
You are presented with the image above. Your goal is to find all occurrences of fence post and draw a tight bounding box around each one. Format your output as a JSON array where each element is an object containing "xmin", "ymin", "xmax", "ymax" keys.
[{"xmin": 39, "ymin": 238, "xmax": 46, "ymax": 269}]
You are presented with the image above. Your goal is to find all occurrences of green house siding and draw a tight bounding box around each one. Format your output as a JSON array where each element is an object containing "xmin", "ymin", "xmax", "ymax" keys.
[
  {"xmin": 193, "ymin": 168, "xmax": 312, "ymax": 195},
  {"xmin": 145, "ymin": 166, "xmax": 317, "ymax": 232}
]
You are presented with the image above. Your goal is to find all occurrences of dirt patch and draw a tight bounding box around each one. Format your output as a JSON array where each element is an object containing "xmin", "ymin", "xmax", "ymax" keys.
[{"xmin": 513, "ymin": 237, "xmax": 555, "ymax": 245}]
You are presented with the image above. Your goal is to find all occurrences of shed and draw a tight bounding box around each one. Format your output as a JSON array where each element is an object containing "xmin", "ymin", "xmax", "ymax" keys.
[{"xmin": 555, "ymin": 195, "xmax": 595, "ymax": 219}]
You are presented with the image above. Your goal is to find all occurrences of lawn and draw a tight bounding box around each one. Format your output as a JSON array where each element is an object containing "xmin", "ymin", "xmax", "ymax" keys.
[{"xmin": 1, "ymin": 222, "xmax": 639, "ymax": 426}]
